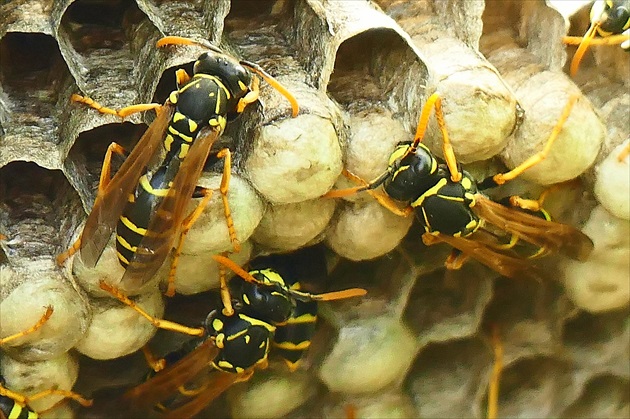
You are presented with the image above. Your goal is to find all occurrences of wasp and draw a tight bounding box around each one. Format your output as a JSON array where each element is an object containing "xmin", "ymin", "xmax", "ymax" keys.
[
  {"xmin": 57, "ymin": 36, "xmax": 299, "ymax": 296},
  {"xmin": 565, "ymin": 0, "xmax": 630, "ymax": 76},
  {"xmin": 325, "ymin": 93, "xmax": 594, "ymax": 280},
  {"xmin": 1, "ymin": 307, "xmax": 92, "ymax": 418},
  {"xmin": 97, "ymin": 255, "xmax": 364, "ymax": 417}
]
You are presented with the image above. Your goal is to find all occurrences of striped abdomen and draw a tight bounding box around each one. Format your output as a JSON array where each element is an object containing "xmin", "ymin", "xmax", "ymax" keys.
[{"xmin": 273, "ymin": 297, "xmax": 318, "ymax": 371}]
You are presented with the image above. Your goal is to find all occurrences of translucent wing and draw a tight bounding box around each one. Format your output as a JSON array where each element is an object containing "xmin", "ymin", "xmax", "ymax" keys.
[
  {"xmin": 433, "ymin": 232, "xmax": 541, "ymax": 281},
  {"xmin": 122, "ymin": 339, "xmax": 218, "ymax": 413},
  {"xmin": 472, "ymin": 195, "xmax": 594, "ymax": 261},
  {"xmin": 121, "ymin": 126, "xmax": 222, "ymax": 288},
  {"xmin": 160, "ymin": 372, "xmax": 243, "ymax": 419},
  {"xmin": 79, "ymin": 105, "xmax": 175, "ymax": 267}
]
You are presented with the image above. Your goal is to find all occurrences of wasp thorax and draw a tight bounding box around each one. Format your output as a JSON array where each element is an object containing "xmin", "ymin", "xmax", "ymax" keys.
[{"xmin": 230, "ymin": 272, "xmax": 295, "ymax": 324}]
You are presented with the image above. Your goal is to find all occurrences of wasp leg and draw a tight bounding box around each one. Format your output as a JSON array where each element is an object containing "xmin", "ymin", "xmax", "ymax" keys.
[
  {"xmin": 489, "ymin": 95, "xmax": 578, "ymax": 187},
  {"xmin": 25, "ymin": 388, "xmax": 93, "ymax": 409},
  {"xmin": 164, "ymin": 188, "xmax": 214, "ymax": 298},
  {"xmin": 71, "ymin": 94, "xmax": 162, "ymax": 118},
  {"xmin": 99, "ymin": 281, "xmax": 205, "ymax": 336},
  {"xmin": 142, "ymin": 346, "xmax": 166, "ymax": 373},
  {"xmin": 56, "ymin": 142, "xmax": 128, "ymax": 265},
  {"xmin": 236, "ymin": 75, "xmax": 260, "ymax": 114},
  {"xmin": 324, "ymin": 169, "xmax": 413, "ymax": 217},
  {"xmin": 433, "ymin": 95, "xmax": 462, "ymax": 183},
  {"xmin": 215, "ymin": 148, "xmax": 240, "ymax": 252},
  {"xmin": 487, "ymin": 325, "xmax": 503, "ymax": 419},
  {"xmin": 570, "ymin": 21, "xmax": 600, "ymax": 77},
  {"xmin": 216, "ymin": 255, "xmax": 236, "ymax": 317},
  {"xmin": 0, "ymin": 306, "xmax": 53, "ymax": 346},
  {"xmin": 175, "ymin": 68, "xmax": 191, "ymax": 87},
  {"xmin": 445, "ymin": 248, "xmax": 469, "ymax": 270},
  {"xmin": 564, "ymin": 33, "xmax": 630, "ymax": 45},
  {"xmin": 618, "ymin": 142, "xmax": 630, "ymax": 162}
]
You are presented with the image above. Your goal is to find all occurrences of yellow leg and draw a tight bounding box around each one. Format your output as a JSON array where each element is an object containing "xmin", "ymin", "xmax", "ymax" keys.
[
  {"xmin": 487, "ymin": 325, "xmax": 503, "ymax": 419},
  {"xmin": 99, "ymin": 281, "xmax": 205, "ymax": 336},
  {"xmin": 433, "ymin": 95, "xmax": 462, "ymax": 182},
  {"xmin": 0, "ymin": 384, "xmax": 92, "ymax": 411},
  {"xmin": 217, "ymin": 255, "xmax": 235, "ymax": 317},
  {"xmin": 215, "ymin": 148, "xmax": 240, "ymax": 253},
  {"xmin": 0, "ymin": 306, "xmax": 53, "ymax": 345},
  {"xmin": 142, "ymin": 345, "xmax": 166, "ymax": 373},
  {"xmin": 164, "ymin": 188, "xmax": 214, "ymax": 297},
  {"xmin": 71, "ymin": 94, "xmax": 162, "ymax": 118},
  {"xmin": 570, "ymin": 21, "xmax": 599, "ymax": 77},
  {"xmin": 236, "ymin": 75, "xmax": 260, "ymax": 114},
  {"xmin": 492, "ymin": 95, "xmax": 578, "ymax": 185},
  {"xmin": 57, "ymin": 142, "xmax": 128, "ymax": 265},
  {"xmin": 445, "ymin": 249, "xmax": 469, "ymax": 270},
  {"xmin": 563, "ymin": 33, "xmax": 630, "ymax": 46},
  {"xmin": 175, "ymin": 69, "xmax": 191, "ymax": 87}
]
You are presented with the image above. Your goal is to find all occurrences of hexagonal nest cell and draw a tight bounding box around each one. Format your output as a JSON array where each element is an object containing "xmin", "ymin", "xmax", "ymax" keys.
[{"xmin": 1, "ymin": 0, "xmax": 629, "ymax": 418}]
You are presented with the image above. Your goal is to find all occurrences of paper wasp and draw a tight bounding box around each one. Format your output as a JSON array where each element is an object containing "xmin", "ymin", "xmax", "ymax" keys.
[
  {"xmin": 325, "ymin": 93, "xmax": 594, "ymax": 279},
  {"xmin": 565, "ymin": 0, "xmax": 630, "ymax": 76},
  {"xmin": 1, "ymin": 307, "xmax": 92, "ymax": 418},
  {"xmin": 96, "ymin": 255, "xmax": 364, "ymax": 417},
  {"xmin": 57, "ymin": 36, "xmax": 299, "ymax": 296}
]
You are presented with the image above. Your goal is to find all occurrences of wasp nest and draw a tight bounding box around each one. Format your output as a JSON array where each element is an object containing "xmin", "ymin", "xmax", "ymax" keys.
[{"xmin": 0, "ymin": 0, "xmax": 628, "ymax": 418}]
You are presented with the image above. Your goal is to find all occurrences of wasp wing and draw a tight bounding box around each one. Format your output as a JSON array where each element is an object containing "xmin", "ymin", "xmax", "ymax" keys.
[
  {"xmin": 123, "ymin": 339, "xmax": 218, "ymax": 413},
  {"xmin": 121, "ymin": 126, "xmax": 222, "ymax": 288},
  {"xmin": 433, "ymin": 233, "xmax": 541, "ymax": 280},
  {"xmin": 472, "ymin": 195, "xmax": 594, "ymax": 261},
  {"xmin": 160, "ymin": 372, "xmax": 243, "ymax": 419},
  {"xmin": 79, "ymin": 105, "xmax": 175, "ymax": 268}
]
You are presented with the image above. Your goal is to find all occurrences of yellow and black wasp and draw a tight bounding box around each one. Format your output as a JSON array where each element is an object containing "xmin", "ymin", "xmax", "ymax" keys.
[
  {"xmin": 1, "ymin": 307, "xmax": 92, "ymax": 419},
  {"xmin": 565, "ymin": 0, "xmax": 630, "ymax": 76},
  {"xmin": 95, "ymin": 255, "xmax": 364, "ymax": 418},
  {"xmin": 325, "ymin": 93, "xmax": 594, "ymax": 280},
  {"xmin": 57, "ymin": 36, "xmax": 299, "ymax": 296}
]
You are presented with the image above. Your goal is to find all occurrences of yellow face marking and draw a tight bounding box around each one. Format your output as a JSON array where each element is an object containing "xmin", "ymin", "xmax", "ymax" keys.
[
  {"xmin": 388, "ymin": 144, "xmax": 410, "ymax": 166},
  {"xmin": 179, "ymin": 143, "xmax": 190, "ymax": 159},
  {"xmin": 250, "ymin": 269, "xmax": 286, "ymax": 287},
  {"xmin": 242, "ymin": 294, "xmax": 250, "ymax": 306},
  {"xmin": 120, "ymin": 216, "xmax": 147, "ymax": 235}
]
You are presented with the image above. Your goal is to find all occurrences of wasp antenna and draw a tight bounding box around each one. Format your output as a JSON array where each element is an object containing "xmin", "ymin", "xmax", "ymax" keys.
[
  {"xmin": 570, "ymin": 21, "xmax": 599, "ymax": 77},
  {"xmin": 240, "ymin": 61, "xmax": 299, "ymax": 117},
  {"xmin": 291, "ymin": 287, "xmax": 367, "ymax": 302},
  {"xmin": 156, "ymin": 36, "xmax": 223, "ymax": 54},
  {"xmin": 412, "ymin": 92, "xmax": 440, "ymax": 150}
]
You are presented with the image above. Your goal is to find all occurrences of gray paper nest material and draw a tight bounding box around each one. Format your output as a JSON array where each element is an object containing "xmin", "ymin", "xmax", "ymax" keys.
[{"xmin": 0, "ymin": 0, "xmax": 628, "ymax": 418}]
